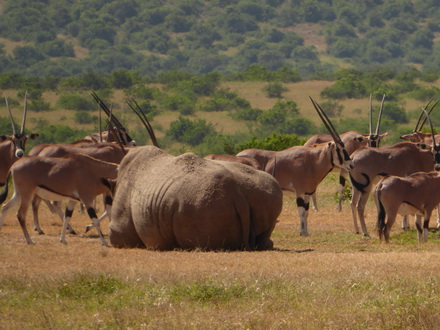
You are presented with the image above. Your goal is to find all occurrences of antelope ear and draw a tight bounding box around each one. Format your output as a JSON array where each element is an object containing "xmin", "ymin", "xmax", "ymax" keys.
[
  {"xmin": 380, "ymin": 132, "xmax": 388, "ymax": 138},
  {"xmin": 0, "ymin": 135, "xmax": 10, "ymax": 141},
  {"xmin": 354, "ymin": 136, "xmax": 364, "ymax": 142}
]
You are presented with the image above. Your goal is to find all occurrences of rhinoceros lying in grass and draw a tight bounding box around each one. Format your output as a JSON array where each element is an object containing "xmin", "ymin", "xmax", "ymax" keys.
[{"xmin": 109, "ymin": 146, "xmax": 282, "ymax": 251}]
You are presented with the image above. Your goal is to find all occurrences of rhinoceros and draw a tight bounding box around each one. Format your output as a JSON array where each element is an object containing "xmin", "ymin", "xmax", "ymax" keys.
[{"xmin": 109, "ymin": 146, "xmax": 282, "ymax": 251}]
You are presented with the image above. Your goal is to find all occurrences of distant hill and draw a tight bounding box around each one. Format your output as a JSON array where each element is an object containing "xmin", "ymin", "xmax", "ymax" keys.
[{"xmin": 0, "ymin": 0, "xmax": 439, "ymax": 79}]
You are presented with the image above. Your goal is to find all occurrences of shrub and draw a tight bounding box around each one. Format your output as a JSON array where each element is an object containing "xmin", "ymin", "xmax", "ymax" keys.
[
  {"xmin": 166, "ymin": 116, "xmax": 216, "ymax": 146},
  {"xmin": 74, "ymin": 111, "xmax": 98, "ymax": 124},
  {"xmin": 262, "ymin": 82, "xmax": 288, "ymax": 98},
  {"xmin": 237, "ymin": 133, "xmax": 305, "ymax": 151},
  {"xmin": 57, "ymin": 94, "xmax": 96, "ymax": 111}
]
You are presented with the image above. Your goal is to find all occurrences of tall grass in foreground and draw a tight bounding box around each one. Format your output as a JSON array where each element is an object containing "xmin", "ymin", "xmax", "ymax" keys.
[{"xmin": 1, "ymin": 173, "xmax": 440, "ymax": 328}]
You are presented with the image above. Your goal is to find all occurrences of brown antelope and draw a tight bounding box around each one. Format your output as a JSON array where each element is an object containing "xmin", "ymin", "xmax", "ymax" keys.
[
  {"xmin": 204, "ymin": 154, "xmax": 261, "ymax": 169},
  {"xmin": 29, "ymin": 142, "xmax": 129, "ymax": 235},
  {"xmin": 350, "ymin": 105, "xmax": 440, "ymax": 237},
  {"xmin": 303, "ymin": 95, "xmax": 387, "ymax": 212},
  {"xmin": 26, "ymin": 96, "xmax": 159, "ymax": 237},
  {"xmin": 0, "ymin": 153, "xmax": 118, "ymax": 246},
  {"xmin": 374, "ymin": 171, "xmax": 440, "ymax": 243},
  {"xmin": 237, "ymin": 98, "xmax": 353, "ymax": 236},
  {"xmin": 349, "ymin": 137, "xmax": 440, "ymax": 237}
]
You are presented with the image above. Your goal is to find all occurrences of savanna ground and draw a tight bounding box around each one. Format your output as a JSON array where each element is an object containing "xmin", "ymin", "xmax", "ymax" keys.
[{"xmin": 2, "ymin": 172, "xmax": 440, "ymax": 329}]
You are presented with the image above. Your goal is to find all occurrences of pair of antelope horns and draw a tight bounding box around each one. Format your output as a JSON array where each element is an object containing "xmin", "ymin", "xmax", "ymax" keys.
[
  {"xmin": 309, "ymin": 97, "xmax": 343, "ymax": 145},
  {"xmin": 369, "ymin": 94, "xmax": 386, "ymax": 136},
  {"xmin": 414, "ymin": 98, "xmax": 440, "ymax": 132},
  {"xmin": 91, "ymin": 91, "xmax": 125, "ymax": 131},
  {"xmin": 4, "ymin": 92, "xmax": 28, "ymax": 135},
  {"xmin": 126, "ymin": 98, "xmax": 160, "ymax": 148}
]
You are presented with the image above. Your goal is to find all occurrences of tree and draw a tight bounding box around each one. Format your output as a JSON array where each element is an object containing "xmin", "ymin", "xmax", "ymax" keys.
[{"xmin": 262, "ymin": 82, "xmax": 288, "ymax": 98}]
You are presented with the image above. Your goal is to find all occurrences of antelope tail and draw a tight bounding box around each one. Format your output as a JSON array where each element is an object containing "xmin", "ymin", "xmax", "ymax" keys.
[
  {"xmin": 377, "ymin": 197, "xmax": 386, "ymax": 236},
  {"xmin": 0, "ymin": 174, "xmax": 10, "ymax": 204},
  {"xmin": 349, "ymin": 172, "xmax": 370, "ymax": 193}
]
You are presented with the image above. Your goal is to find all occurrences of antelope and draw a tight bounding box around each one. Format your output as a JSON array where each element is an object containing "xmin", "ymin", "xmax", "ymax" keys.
[
  {"xmin": 0, "ymin": 153, "xmax": 118, "ymax": 246},
  {"xmin": 349, "ymin": 106, "xmax": 440, "ymax": 237},
  {"xmin": 304, "ymin": 94, "xmax": 387, "ymax": 212},
  {"xmin": 237, "ymin": 98, "xmax": 353, "ymax": 236},
  {"xmin": 26, "ymin": 95, "xmax": 159, "ymax": 237},
  {"xmin": 374, "ymin": 171, "xmax": 440, "ymax": 243},
  {"xmin": 29, "ymin": 141, "xmax": 129, "ymax": 235}
]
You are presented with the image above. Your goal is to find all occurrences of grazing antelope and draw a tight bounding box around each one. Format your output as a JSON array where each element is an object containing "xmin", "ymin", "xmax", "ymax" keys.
[
  {"xmin": 204, "ymin": 154, "xmax": 261, "ymax": 169},
  {"xmin": 374, "ymin": 171, "xmax": 440, "ymax": 243},
  {"xmin": 0, "ymin": 153, "xmax": 118, "ymax": 246},
  {"xmin": 238, "ymin": 98, "xmax": 353, "ymax": 236}
]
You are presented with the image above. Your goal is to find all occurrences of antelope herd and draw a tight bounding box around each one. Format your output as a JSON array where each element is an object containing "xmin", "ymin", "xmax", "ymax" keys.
[{"xmin": 1, "ymin": 92, "xmax": 440, "ymax": 249}]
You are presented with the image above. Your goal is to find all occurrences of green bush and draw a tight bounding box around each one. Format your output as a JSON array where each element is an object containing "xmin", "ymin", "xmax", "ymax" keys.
[
  {"xmin": 262, "ymin": 82, "xmax": 288, "ymax": 98},
  {"xmin": 57, "ymin": 94, "xmax": 96, "ymax": 111},
  {"xmin": 166, "ymin": 116, "xmax": 216, "ymax": 146},
  {"xmin": 237, "ymin": 133, "xmax": 305, "ymax": 151},
  {"xmin": 74, "ymin": 111, "xmax": 97, "ymax": 124}
]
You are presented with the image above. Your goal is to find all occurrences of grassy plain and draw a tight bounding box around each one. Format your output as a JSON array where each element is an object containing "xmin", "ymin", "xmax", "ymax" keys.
[{"xmin": 2, "ymin": 172, "xmax": 440, "ymax": 329}]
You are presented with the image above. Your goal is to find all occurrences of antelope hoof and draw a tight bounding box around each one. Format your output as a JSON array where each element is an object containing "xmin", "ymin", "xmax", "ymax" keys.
[
  {"xmin": 300, "ymin": 232, "xmax": 310, "ymax": 237},
  {"xmin": 68, "ymin": 228, "xmax": 77, "ymax": 235},
  {"xmin": 85, "ymin": 225, "xmax": 93, "ymax": 233},
  {"xmin": 34, "ymin": 228, "xmax": 45, "ymax": 235},
  {"xmin": 60, "ymin": 239, "xmax": 68, "ymax": 245},
  {"xmin": 363, "ymin": 233, "xmax": 370, "ymax": 238}
]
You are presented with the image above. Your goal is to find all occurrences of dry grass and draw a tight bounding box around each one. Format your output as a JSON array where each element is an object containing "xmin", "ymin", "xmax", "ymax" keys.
[{"xmin": 2, "ymin": 173, "xmax": 440, "ymax": 328}]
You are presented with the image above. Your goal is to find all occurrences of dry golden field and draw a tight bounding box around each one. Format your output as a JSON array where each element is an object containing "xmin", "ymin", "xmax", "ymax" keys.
[{"xmin": 2, "ymin": 172, "xmax": 440, "ymax": 329}]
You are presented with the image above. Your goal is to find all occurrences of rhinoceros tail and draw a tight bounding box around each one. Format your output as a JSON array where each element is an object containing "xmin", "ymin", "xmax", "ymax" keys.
[{"xmin": 233, "ymin": 195, "xmax": 252, "ymax": 251}]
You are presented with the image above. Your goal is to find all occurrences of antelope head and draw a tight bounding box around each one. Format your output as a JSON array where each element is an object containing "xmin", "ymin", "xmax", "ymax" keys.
[
  {"xmin": 4, "ymin": 93, "xmax": 38, "ymax": 158},
  {"xmin": 310, "ymin": 97, "xmax": 353, "ymax": 171},
  {"xmin": 400, "ymin": 99, "xmax": 440, "ymax": 144},
  {"xmin": 368, "ymin": 94, "xmax": 388, "ymax": 147}
]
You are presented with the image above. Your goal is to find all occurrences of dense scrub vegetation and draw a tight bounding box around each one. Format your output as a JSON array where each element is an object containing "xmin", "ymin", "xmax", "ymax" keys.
[
  {"xmin": 1, "ymin": 0, "xmax": 440, "ymax": 78},
  {"xmin": 1, "ymin": 65, "xmax": 439, "ymax": 155}
]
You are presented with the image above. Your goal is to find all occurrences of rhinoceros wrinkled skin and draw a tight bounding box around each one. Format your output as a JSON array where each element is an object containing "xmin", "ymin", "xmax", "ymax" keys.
[{"xmin": 109, "ymin": 146, "xmax": 283, "ymax": 251}]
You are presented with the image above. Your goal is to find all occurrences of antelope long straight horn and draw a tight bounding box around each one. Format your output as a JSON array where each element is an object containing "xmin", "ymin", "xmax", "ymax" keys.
[
  {"xmin": 309, "ymin": 97, "xmax": 343, "ymax": 145},
  {"xmin": 375, "ymin": 94, "xmax": 386, "ymax": 135},
  {"xmin": 127, "ymin": 98, "xmax": 160, "ymax": 148},
  {"xmin": 106, "ymin": 120, "xmax": 127, "ymax": 155},
  {"xmin": 419, "ymin": 98, "xmax": 440, "ymax": 132},
  {"xmin": 91, "ymin": 91, "xmax": 125, "ymax": 130},
  {"xmin": 20, "ymin": 92, "xmax": 28, "ymax": 135},
  {"xmin": 5, "ymin": 97, "xmax": 17, "ymax": 135},
  {"xmin": 422, "ymin": 108, "xmax": 438, "ymax": 148},
  {"xmin": 369, "ymin": 94, "xmax": 373, "ymax": 135},
  {"xmin": 414, "ymin": 98, "xmax": 433, "ymax": 132}
]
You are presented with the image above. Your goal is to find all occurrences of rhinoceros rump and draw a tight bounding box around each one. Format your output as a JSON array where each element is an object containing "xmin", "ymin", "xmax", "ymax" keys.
[{"xmin": 109, "ymin": 146, "xmax": 282, "ymax": 251}]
